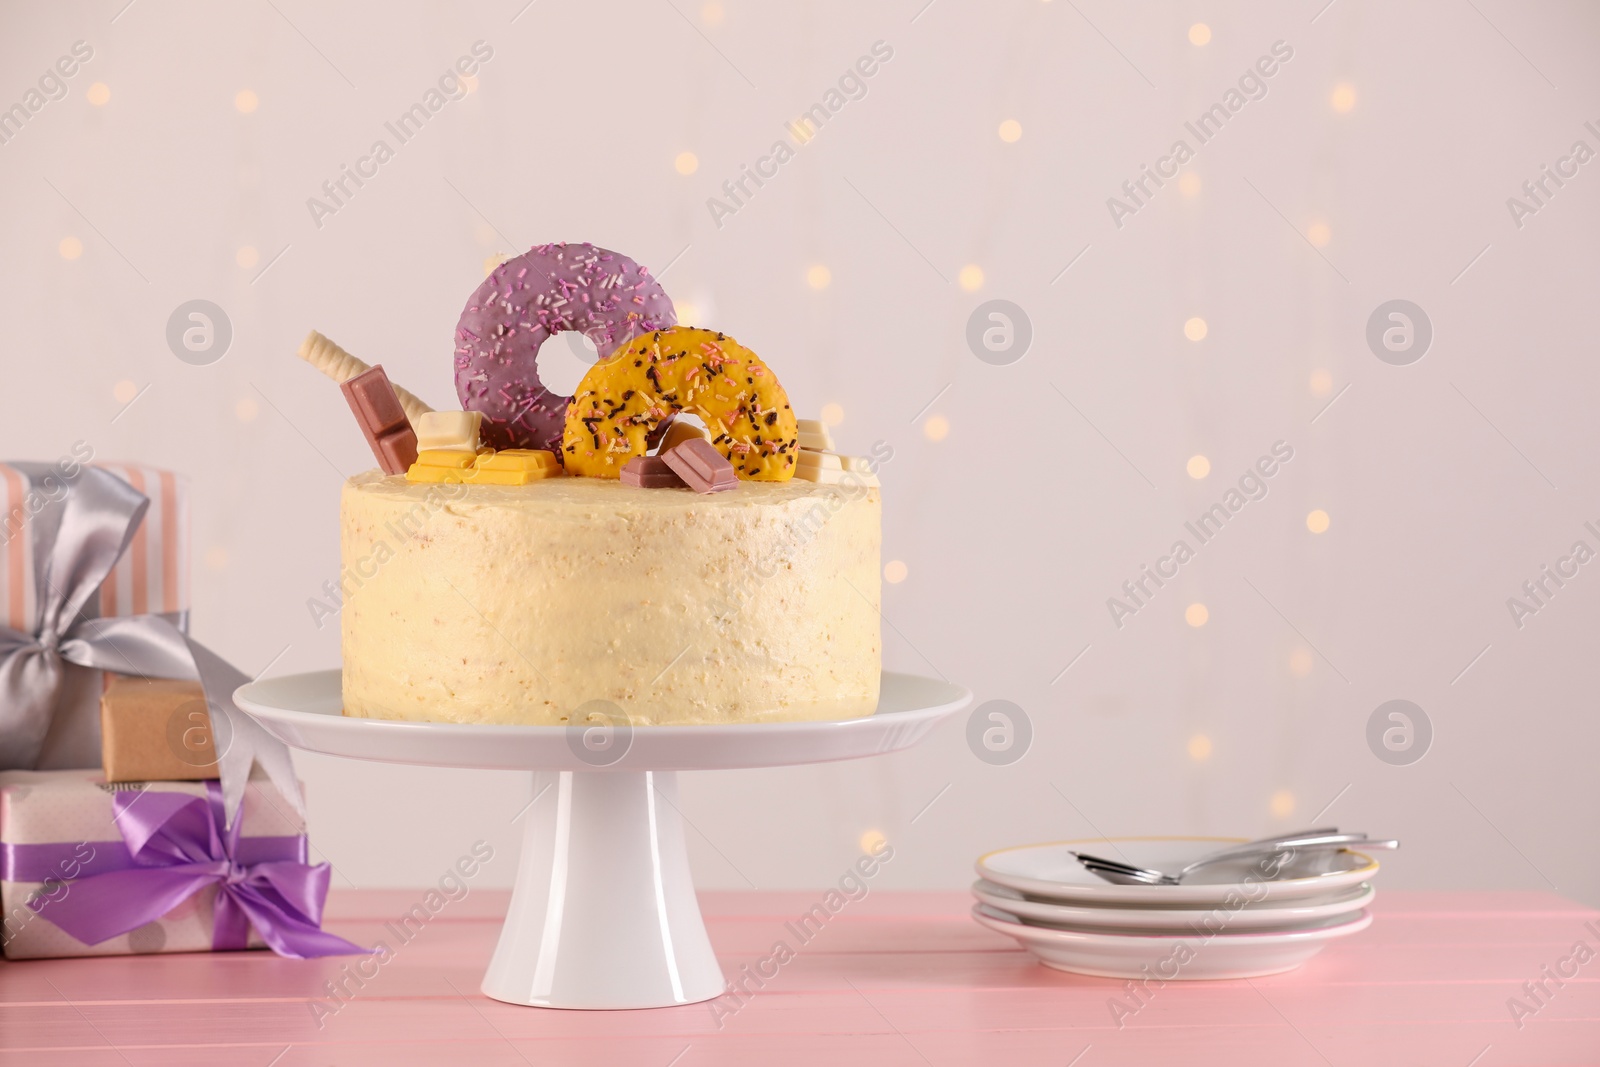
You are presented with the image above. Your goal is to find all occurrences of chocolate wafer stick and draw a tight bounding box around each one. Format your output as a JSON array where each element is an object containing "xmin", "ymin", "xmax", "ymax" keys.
[{"xmin": 299, "ymin": 330, "xmax": 434, "ymax": 425}]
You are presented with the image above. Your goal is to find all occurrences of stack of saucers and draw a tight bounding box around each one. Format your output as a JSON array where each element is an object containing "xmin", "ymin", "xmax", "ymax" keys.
[{"xmin": 972, "ymin": 837, "xmax": 1380, "ymax": 980}]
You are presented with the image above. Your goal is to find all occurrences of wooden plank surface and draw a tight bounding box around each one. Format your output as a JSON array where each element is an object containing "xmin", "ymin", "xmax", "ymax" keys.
[{"xmin": 1, "ymin": 890, "xmax": 1596, "ymax": 1066}]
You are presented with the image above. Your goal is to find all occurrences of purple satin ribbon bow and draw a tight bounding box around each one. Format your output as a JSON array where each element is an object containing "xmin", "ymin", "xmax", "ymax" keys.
[{"xmin": 26, "ymin": 782, "xmax": 365, "ymax": 958}]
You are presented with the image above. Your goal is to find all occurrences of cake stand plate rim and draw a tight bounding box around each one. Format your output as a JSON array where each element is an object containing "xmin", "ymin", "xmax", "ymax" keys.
[{"xmin": 232, "ymin": 670, "xmax": 971, "ymax": 771}]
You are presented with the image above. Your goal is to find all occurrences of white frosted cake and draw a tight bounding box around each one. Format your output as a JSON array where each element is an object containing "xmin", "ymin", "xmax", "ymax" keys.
[
  {"xmin": 340, "ymin": 473, "xmax": 881, "ymax": 725},
  {"xmin": 321, "ymin": 240, "xmax": 884, "ymax": 727}
]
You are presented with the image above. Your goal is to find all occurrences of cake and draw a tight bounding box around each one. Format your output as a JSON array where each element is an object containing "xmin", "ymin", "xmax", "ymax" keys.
[
  {"xmin": 320, "ymin": 241, "xmax": 885, "ymax": 727},
  {"xmin": 339, "ymin": 473, "xmax": 880, "ymax": 725}
]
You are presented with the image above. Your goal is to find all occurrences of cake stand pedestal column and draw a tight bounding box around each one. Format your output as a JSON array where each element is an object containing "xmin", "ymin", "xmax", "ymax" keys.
[{"xmin": 483, "ymin": 769, "xmax": 723, "ymax": 1008}]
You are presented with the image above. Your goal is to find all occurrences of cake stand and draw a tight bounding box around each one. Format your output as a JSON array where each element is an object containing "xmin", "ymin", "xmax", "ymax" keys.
[{"xmin": 233, "ymin": 670, "xmax": 970, "ymax": 1010}]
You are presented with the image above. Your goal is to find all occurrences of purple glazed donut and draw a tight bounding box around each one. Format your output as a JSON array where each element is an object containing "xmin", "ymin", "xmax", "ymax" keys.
[{"xmin": 454, "ymin": 242, "xmax": 677, "ymax": 453}]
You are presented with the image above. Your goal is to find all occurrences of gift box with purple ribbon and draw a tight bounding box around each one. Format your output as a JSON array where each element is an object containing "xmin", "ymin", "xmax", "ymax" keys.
[
  {"xmin": 0, "ymin": 769, "xmax": 363, "ymax": 959},
  {"xmin": 0, "ymin": 463, "xmax": 356, "ymax": 960}
]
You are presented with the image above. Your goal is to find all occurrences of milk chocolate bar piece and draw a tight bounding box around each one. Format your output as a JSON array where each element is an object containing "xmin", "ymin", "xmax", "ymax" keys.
[
  {"xmin": 622, "ymin": 455, "xmax": 687, "ymax": 488},
  {"xmin": 375, "ymin": 432, "xmax": 420, "ymax": 476},
  {"xmin": 341, "ymin": 365, "xmax": 418, "ymax": 475},
  {"xmin": 661, "ymin": 438, "xmax": 738, "ymax": 494}
]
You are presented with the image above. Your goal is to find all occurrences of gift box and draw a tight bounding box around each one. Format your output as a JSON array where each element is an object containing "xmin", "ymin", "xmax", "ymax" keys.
[
  {"xmin": 99, "ymin": 676, "xmax": 217, "ymax": 782},
  {"xmin": 0, "ymin": 457, "xmax": 190, "ymax": 771},
  {"xmin": 0, "ymin": 461, "xmax": 304, "ymax": 859},
  {"xmin": 0, "ymin": 769, "xmax": 359, "ymax": 960}
]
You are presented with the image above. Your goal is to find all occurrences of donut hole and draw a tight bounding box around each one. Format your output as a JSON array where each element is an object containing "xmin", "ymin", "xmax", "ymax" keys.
[{"xmin": 539, "ymin": 330, "xmax": 601, "ymax": 396}]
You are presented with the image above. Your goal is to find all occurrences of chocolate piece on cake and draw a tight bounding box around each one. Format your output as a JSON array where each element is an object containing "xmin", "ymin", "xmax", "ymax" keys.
[
  {"xmin": 621, "ymin": 455, "xmax": 686, "ymax": 489},
  {"xmin": 341, "ymin": 365, "xmax": 418, "ymax": 475},
  {"xmin": 660, "ymin": 439, "xmax": 738, "ymax": 494}
]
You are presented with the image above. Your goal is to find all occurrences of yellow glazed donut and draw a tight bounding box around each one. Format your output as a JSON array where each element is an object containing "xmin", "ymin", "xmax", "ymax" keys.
[{"xmin": 562, "ymin": 327, "xmax": 798, "ymax": 480}]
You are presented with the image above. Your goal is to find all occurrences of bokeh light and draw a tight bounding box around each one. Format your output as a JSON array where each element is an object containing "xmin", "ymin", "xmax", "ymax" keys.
[{"xmin": 1289, "ymin": 648, "xmax": 1314, "ymax": 677}]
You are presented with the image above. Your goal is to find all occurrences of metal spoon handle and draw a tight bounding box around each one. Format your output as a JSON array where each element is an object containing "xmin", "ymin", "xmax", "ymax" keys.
[
  {"xmin": 1183, "ymin": 835, "xmax": 1396, "ymax": 870},
  {"xmin": 1074, "ymin": 837, "xmax": 1399, "ymax": 887}
]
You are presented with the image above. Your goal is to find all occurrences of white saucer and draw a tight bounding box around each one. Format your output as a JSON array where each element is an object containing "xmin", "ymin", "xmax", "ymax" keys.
[
  {"xmin": 972, "ymin": 903, "xmax": 1373, "ymax": 980},
  {"xmin": 973, "ymin": 879, "xmax": 1376, "ymax": 933},
  {"xmin": 977, "ymin": 837, "xmax": 1379, "ymax": 906}
]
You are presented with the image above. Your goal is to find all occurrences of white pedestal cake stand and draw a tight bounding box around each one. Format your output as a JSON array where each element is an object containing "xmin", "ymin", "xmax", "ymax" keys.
[{"xmin": 233, "ymin": 670, "xmax": 970, "ymax": 1010}]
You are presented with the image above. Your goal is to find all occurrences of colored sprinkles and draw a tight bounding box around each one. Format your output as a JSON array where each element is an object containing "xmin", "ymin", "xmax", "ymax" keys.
[
  {"xmin": 561, "ymin": 327, "xmax": 798, "ymax": 481},
  {"xmin": 451, "ymin": 242, "xmax": 677, "ymax": 455}
]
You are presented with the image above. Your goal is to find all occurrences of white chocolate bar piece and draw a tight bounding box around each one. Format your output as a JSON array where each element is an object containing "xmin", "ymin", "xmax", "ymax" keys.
[
  {"xmin": 797, "ymin": 449, "xmax": 872, "ymax": 473},
  {"xmin": 793, "ymin": 463, "xmax": 879, "ymax": 487},
  {"xmin": 796, "ymin": 418, "xmax": 834, "ymax": 452},
  {"xmin": 415, "ymin": 410, "xmax": 483, "ymax": 452}
]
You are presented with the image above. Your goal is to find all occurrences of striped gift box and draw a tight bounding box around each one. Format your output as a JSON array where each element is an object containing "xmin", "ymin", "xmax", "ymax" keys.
[
  {"xmin": 90, "ymin": 463, "xmax": 190, "ymax": 624},
  {"xmin": 0, "ymin": 465, "xmax": 36, "ymax": 636},
  {"xmin": 0, "ymin": 462, "xmax": 190, "ymax": 633}
]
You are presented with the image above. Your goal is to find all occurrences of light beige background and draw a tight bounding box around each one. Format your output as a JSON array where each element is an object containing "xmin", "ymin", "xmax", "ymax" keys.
[{"xmin": 3, "ymin": 0, "xmax": 1597, "ymax": 904}]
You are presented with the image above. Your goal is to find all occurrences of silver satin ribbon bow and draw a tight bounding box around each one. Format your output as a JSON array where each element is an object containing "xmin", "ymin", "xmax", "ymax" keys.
[{"xmin": 0, "ymin": 465, "xmax": 303, "ymax": 821}]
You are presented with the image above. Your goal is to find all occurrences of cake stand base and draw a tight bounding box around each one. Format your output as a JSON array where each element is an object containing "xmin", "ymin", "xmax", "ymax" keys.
[
  {"xmin": 486, "ymin": 769, "xmax": 722, "ymax": 1008},
  {"xmin": 233, "ymin": 670, "xmax": 971, "ymax": 1010}
]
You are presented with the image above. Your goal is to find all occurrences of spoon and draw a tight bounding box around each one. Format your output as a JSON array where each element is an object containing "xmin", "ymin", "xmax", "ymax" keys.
[{"xmin": 1072, "ymin": 832, "xmax": 1397, "ymax": 886}]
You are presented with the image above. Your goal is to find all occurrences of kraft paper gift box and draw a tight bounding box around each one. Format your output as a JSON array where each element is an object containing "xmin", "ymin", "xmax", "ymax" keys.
[
  {"xmin": 99, "ymin": 675, "xmax": 218, "ymax": 783},
  {"xmin": 0, "ymin": 769, "xmax": 357, "ymax": 960},
  {"xmin": 0, "ymin": 458, "xmax": 191, "ymax": 771}
]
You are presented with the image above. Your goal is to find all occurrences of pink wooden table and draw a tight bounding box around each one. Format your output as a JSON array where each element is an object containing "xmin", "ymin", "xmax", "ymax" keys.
[{"xmin": 2, "ymin": 889, "xmax": 1596, "ymax": 1065}]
